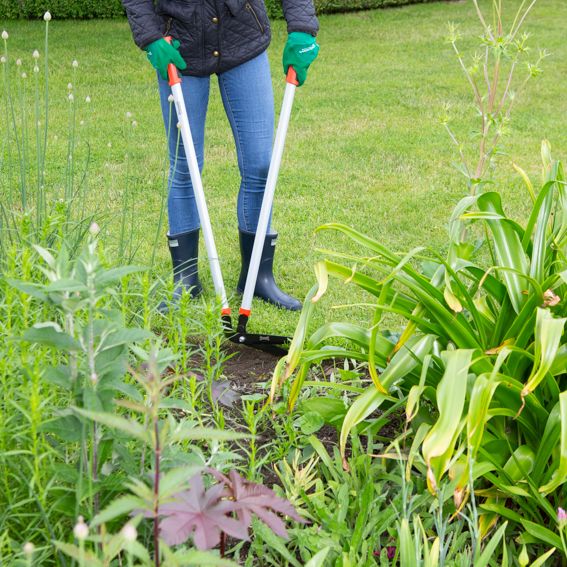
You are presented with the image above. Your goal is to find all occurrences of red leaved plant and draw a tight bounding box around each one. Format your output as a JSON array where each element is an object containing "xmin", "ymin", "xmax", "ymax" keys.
[{"xmin": 158, "ymin": 469, "xmax": 305, "ymax": 550}]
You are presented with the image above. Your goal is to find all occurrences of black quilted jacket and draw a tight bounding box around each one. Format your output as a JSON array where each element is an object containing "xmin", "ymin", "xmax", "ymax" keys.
[{"xmin": 122, "ymin": 0, "xmax": 319, "ymax": 76}]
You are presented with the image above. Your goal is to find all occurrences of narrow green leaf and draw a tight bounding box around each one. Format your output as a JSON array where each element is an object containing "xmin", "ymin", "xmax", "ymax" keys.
[
  {"xmin": 101, "ymin": 328, "xmax": 153, "ymax": 350},
  {"xmin": 521, "ymin": 520, "xmax": 562, "ymax": 549},
  {"xmin": 170, "ymin": 425, "xmax": 249, "ymax": 443},
  {"xmin": 95, "ymin": 265, "xmax": 146, "ymax": 287},
  {"xmin": 252, "ymin": 518, "xmax": 302, "ymax": 567},
  {"xmin": 475, "ymin": 522, "xmax": 508, "ymax": 567},
  {"xmin": 6, "ymin": 278, "xmax": 48, "ymax": 301},
  {"xmin": 73, "ymin": 407, "xmax": 150, "ymax": 443},
  {"xmin": 53, "ymin": 543, "xmax": 103, "ymax": 566},
  {"xmin": 477, "ymin": 192, "xmax": 529, "ymax": 313},
  {"xmin": 44, "ymin": 278, "xmax": 88, "ymax": 293},
  {"xmin": 530, "ymin": 547, "xmax": 556, "ymax": 567},
  {"xmin": 22, "ymin": 322, "xmax": 81, "ymax": 351},
  {"xmin": 283, "ymin": 283, "xmax": 319, "ymax": 381},
  {"xmin": 523, "ymin": 308, "xmax": 566, "ymax": 397},
  {"xmin": 550, "ymin": 345, "xmax": 567, "ymax": 376},
  {"xmin": 168, "ymin": 550, "xmax": 239, "ymax": 566},
  {"xmin": 539, "ymin": 392, "xmax": 567, "ymax": 494},
  {"xmin": 33, "ymin": 244, "xmax": 56, "ymax": 268},
  {"xmin": 340, "ymin": 335, "xmax": 435, "ymax": 458},
  {"xmin": 406, "ymin": 354, "xmax": 431, "ymax": 422},
  {"xmin": 91, "ymin": 495, "xmax": 147, "ymax": 526},
  {"xmin": 398, "ymin": 518, "xmax": 417, "ymax": 567},
  {"xmin": 423, "ymin": 350, "xmax": 473, "ymax": 463},
  {"xmin": 304, "ymin": 547, "xmax": 332, "ymax": 567}
]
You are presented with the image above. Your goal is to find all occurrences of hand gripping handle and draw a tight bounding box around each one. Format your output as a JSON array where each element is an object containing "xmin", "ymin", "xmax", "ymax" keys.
[{"xmin": 164, "ymin": 36, "xmax": 182, "ymax": 86}]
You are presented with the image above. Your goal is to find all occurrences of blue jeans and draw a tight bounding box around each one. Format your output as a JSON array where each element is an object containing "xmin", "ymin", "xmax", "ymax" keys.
[{"xmin": 158, "ymin": 51, "xmax": 274, "ymax": 236}]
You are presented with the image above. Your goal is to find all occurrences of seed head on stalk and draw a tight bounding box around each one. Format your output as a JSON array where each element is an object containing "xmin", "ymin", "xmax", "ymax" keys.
[
  {"xmin": 121, "ymin": 523, "xmax": 138, "ymax": 542},
  {"xmin": 73, "ymin": 516, "xmax": 89, "ymax": 540}
]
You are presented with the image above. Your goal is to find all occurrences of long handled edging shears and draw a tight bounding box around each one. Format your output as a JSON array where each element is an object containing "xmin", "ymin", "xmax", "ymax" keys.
[{"xmin": 166, "ymin": 40, "xmax": 300, "ymax": 355}]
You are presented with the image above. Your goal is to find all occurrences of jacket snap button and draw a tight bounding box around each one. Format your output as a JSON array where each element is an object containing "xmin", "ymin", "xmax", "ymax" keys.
[
  {"xmin": 212, "ymin": 16, "xmax": 219, "ymax": 23},
  {"xmin": 213, "ymin": 50, "xmax": 220, "ymax": 57}
]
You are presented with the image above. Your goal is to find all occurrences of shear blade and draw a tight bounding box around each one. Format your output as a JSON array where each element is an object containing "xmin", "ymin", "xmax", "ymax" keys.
[{"xmin": 228, "ymin": 332, "xmax": 290, "ymax": 356}]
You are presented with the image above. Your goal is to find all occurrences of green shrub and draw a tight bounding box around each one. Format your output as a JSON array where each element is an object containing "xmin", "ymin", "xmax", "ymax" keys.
[
  {"xmin": 0, "ymin": 0, "xmax": 125, "ymax": 19},
  {"xmin": 1, "ymin": 0, "xmax": 438, "ymax": 20},
  {"xmin": 266, "ymin": 0, "xmax": 436, "ymax": 18}
]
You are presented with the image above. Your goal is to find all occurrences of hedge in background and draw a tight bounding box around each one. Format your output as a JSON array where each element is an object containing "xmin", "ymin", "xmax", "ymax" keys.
[
  {"xmin": 1, "ymin": 0, "xmax": 435, "ymax": 20},
  {"xmin": 0, "ymin": 0, "xmax": 125, "ymax": 19},
  {"xmin": 267, "ymin": 0, "xmax": 436, "ymax": 18}
]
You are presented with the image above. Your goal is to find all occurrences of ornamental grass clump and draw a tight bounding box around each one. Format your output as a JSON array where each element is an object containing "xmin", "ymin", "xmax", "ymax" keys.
[{"xmin": 0, "ymin": 14, "xmax": 170, "ymax": 268}]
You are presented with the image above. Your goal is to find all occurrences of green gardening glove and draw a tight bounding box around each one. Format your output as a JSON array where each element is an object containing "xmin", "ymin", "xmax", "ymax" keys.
[
  {"xmin": 282, "ymin": 31, "xmax": 319, "ymax": 86},
  {"xmin": 144, "ymin": 38, "xmax": 187, "ymax": 80}
]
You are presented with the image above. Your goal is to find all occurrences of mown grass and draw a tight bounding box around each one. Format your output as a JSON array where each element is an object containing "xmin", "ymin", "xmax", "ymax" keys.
[{"xmin": 1, "ymin": 0, "xmax": 566, "ymax": 338}]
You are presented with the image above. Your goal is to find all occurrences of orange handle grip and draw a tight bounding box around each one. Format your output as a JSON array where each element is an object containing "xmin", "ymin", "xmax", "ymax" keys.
[
  {"xmin": 164, "ymin": 36, "xmax": 182, "ymax": 86},
  {"xmin": 286, "ymin": 66, "xmax": 298, "ymax": 86}
]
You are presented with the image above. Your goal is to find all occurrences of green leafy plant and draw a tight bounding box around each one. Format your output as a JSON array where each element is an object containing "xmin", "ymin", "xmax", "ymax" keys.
[
  {"xmin": 270, "ymin": 0, "xmax": 566, "ymax": 561},
  {"xmin": 275, "ymin": 144, "xmax": 565, "ymax": 561}
]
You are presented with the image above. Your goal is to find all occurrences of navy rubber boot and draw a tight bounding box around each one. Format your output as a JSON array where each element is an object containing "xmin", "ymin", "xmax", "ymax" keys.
[
  {"xmin": 158, "ymin": 229, "xmax": 202, "ymax": 312},
  {"xmin": 237, "ymin": 229, "xmax": 302, "ymax": 311}
]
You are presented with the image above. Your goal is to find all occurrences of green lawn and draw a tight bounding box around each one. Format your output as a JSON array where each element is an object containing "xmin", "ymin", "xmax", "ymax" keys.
[{"xmin": 1, "ymin": 0, "xmax": 566, "ymax": 337}]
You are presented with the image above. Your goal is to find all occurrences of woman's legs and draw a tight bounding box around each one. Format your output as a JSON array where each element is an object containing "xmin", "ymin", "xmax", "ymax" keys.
[
  {"xmin": 158, "ymin": 73, "xmax": 211, "ymax": 235},
  {"xmin": 218, "ymin": 52, "xmax": 301, "ymax": 310},
  {"xmin": 157, "ymin": 74, "xmax": 210, "ymax": 307},
  {"xmin": 217, "ymin": 51, "xmax": 274, "ymax": 233}
]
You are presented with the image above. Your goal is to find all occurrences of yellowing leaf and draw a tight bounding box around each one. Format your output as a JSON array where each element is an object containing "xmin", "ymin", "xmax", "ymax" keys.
[{"xmin": 444, "ymin": 286, "xmax": 463, "ymax": 312}]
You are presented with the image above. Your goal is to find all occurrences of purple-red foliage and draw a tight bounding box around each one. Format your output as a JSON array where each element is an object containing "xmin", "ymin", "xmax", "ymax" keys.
[{"xmin": 158, "ymin": 469, "xmax": 304, "ymax": 550}]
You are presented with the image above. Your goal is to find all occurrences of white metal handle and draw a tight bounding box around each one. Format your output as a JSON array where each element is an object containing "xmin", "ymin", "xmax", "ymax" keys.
[
  {"xmin": 167, "ymin": 58, "xmax": 230, "ymax": 313},
  {"xmin": 240, "ymin": 68, "xmax": 298, "ymax": 315}
]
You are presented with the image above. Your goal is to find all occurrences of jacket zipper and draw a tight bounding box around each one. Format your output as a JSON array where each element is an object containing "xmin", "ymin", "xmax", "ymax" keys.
[
  {"xmin": 164, "ymin": 17, "xmax": 172, "ymax": 36},
  {"xmin": 245, "ymin": 2, "xmax": 264, "ymax": 34}
]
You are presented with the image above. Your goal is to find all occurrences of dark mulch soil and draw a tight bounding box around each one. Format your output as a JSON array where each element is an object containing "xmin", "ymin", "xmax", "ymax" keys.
[
  {"xmin": 221, "ymin": 344, "xmax": 280, "ymax": 392},
  {"xmin": 186, "ymin": 342, "xmax": 400, "ymax": 467}
]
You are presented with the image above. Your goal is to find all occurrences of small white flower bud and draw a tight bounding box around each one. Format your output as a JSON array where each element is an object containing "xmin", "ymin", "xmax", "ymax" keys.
[
  {"xmin": 107, "ymin": 142, "xmax": 112, "ymax": 148},
  {"xmin": 53, "ymin": 134, "xmax": 58, "ymax": 141},
  {"xmin": 21, "ymin": 72, "xmax": 27, "ymax": 79},
  {"xmin": 167, "ymin": 94, "xmax": 174, "ymax": 103},
  {"xmin": 67, "ymin": 82, "xmax": 73, "ymax": 90},
  {"xmin": 121, "ymin": 523, "xmax": 138, "ymax": 542},
  {"xmin": 80, "ymin": 120, "xmax": 84, "ymax": 126},
  {"xmin": 43, "ymin": 12, "xmax": 52, "ymax": 21},
  {"xmin": 131, "ymin": 120, "xmax": 137, "ymax": 128},
  {"xmin": 68, "ymin": 93, "xmax": 74, "ymax": 102},
  {"xmin": 73, "ymin": 517, "xmax": 89, "ymax": 541},
  {"xmin": 1, "ymin": 31, "xmax": 8, "ymax": 40},
  {"xmin": 16, "ymin": 58, "xmax": 21, "ymax": 66},
  {"xmin": 0, "ymin": 56, "xmax": 6, "ymax": 64},
  {"xmin": 32, "ymin": 50, "xmax": 40, "ymax": 59},
  {"xmin": 85, "ymin": 95, "xmax": 91, "ymax": 103},
  {"xmin": 33, "ymin": 65, "xmax": 39, "ymax": 73},
  {"xmin": 125, "ymin": 111, "xmax": 132, "ymax": 118},
  {"xmin": 23, "ymin": 542, "xmax": 35, "ymax": 556},
  {"xmin": 89, "ymin": 222, "xmax": 100, "ymax": 235},
  {"xmin": 72, "ymin": 59, "xmax": 78, "ymax": 68},
  {"xmin": 176, "ymin": 122, "xmax": 181, "ymax": 129}
]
